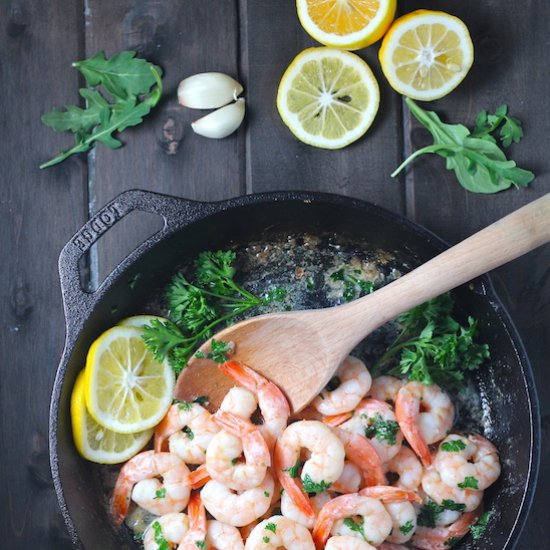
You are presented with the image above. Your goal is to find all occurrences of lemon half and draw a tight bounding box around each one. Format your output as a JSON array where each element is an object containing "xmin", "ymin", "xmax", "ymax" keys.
[
  {"xmin": 71, "ymin": 370, "xmax": 153, "ymax": 463},
  {"xmin": 277, "ymin": 47, "xmax": 380, "ymax": 149},
  {"xmin": 379, "ymin": 10, "xmax": 474, "ymax": 101},
  {"xmin": 296, "ymin": 0, "xmax": 396, "ymax": 50},
  {"xmin": 84, "ymin": 326, "xmax": 174, "ymax": 434}
]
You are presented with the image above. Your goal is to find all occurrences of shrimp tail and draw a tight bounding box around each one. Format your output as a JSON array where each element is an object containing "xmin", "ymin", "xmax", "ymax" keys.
[
  {"xmin": 323, "ymin": 412, "xmax": 352, "ymax": 427},
  {"xmin": 188, "ymin": 464, "xmax": 211, "ymax": 489},
  {"xmin": 359, "ymin": 485, "xmax": 422, "ymax": 503},
  {"xmin": 178, "ymin": 492, "xmax": 207, "ymax": 550},
  {"xmin": 395, "ymin": 387, "xmax": 433, "ymax": 467},
  {"xmin": 213, "ymin": 410, "xmax": 256, "ymax": 434},
  {"xmin": 154, "ymin": 406, "xmax": 180, "ymax": 452},
  {"xmin": 221, "ymin": 360, "xmax": 266, "ymax": 391},
  {"xmin": 111, "ymin": 477, "xmax": 132, "ymax": 525}
]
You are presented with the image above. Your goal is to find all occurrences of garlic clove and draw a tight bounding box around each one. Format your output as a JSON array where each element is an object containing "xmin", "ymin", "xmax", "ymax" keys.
[
  {"xmin": 191, "ymin": 98, "xmax": 246, "ymax": 139},
  {"xmin": 177, "ymin": 72, "xmax": 243, "ymax": 109}
]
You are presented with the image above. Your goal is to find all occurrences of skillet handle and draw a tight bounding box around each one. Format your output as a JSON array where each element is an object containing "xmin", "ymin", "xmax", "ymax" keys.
[{"xmin": 58, "ymin": 189, "xmax": 204, "ymax": 331}]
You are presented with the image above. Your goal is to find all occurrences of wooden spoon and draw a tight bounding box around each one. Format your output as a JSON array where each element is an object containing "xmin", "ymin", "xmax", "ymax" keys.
[{"xmin": 175, "ymin": 194, "xmax": 550, "ymax": 413}]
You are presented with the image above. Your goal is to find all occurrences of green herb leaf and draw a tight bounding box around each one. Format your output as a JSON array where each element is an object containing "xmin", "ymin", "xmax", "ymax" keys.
[
  {"xmin": 417, "ymin": 499, "xmax": 466, "ymax": 527},
  {"xmin": 362, "ymin": 412, "xmax": 400, "ymax": 445},
  {"xmin": 265, "ymin": 523, "xmax": 277, "ymax": 534},
  {"xmin": 330, "ymin": 267, "xmax": 374, "ymax": 302},
  {"xmin": 175, "ymin": 399, "xmax": 193, "ymax": 411},
  {"xmin": 441, "ymin": 500, "xmax": 466, "ymax": 512},
  {"xmin": 152, "ymin": 521, "xmax": 169, "ymax": 550},
  {"xmin": 470, "ymin": 510, "xmax": 494, "ymax": 539},
  {"xmin": 263, "ymin": 536, "xmax": 270, "ymax": 543},
  {"xmin": 458, "ymin": 476, "xmax": 479, "ymax": 490},
  {"xmin": 343, "ymin": 518, "xmax": 367, "ymax": 541},
  {"xmin": 444, "ymin": 536, "xmax": 460, "ymax": 547},
  {"xmin": 183, "ymin": 426, "xmax": 194, "ymax": 440},
  {"xmin": 400, "ymin": 520, "xmax": 414, "ymax": 535},
  {"xmin": 153, "ymin": 488, "xmax": 166, "ymax": 499},
  {"xmin": 195, "ymin": 339, "xmax": 232, "ymax": 363},
  {"xmin": 301, "ymin": 474, "xmax": 331, "ymax": 494},
  {"xmin": 41, "ymin": 51, "xmax": 162, "ymax": 168},
  {"xmin": 441, "ymin": 439, "xmax": 467, "ymax": 452},
  {"xmin": 392, "ymin": 98, "xmax": 534, "ymax": 194},
  {"xmin": 285, "ymin": 460, "xmax": 302, "ymax": 479},
  {"xmin": 195, "ymin": 540, "xmax": 206, "ymax": 549}
]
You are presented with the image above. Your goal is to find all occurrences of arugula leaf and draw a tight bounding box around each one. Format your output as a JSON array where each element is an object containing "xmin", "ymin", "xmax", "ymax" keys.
[
  {"xmin": 302, "ymin": 474, "xmax": 331, "ymax": 494},
  {"xmin": 458, "ymin": 476, "xmax": 479, "ymax": 489},
  {"xmin": 374, "ymin": 293, "xmax": 490, "ymax": 389},
  {"xmin": 392, "ymin": 98, "xmax": 534, "ymax": 193},
  {"xmin": 142, "ymin": 250, "xmax": 286, "ymax": 373},
  {"xmin": 40, "ymin": 51, "xmax": 162, "ymax": 168},
  {"xmin": 362, "ymin": 412, "xmax": 400, "ymax": 445},
  {"xmin": 470, "ymin": 511, "xmax": 494, "ymax": 539},
  {"xmin": 441, "ymin": 439, "xmax": 467, "ymax": 452}
]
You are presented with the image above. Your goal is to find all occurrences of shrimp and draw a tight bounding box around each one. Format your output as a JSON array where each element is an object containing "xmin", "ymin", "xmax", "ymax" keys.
[
  {"xmin": 206, "ymin": 520, "xmax": 244, "ymax": 550},
  {"xmin": 342, "ymin": 398, "xmax": 403, "ymax": 462},
  {"xmin": 434, "ymin": 434, "xmax": 501, "ymax": 491},
  {"xmin": 412, "ymin": 506, "xmax": 483, "ymax": 550},
  {"xmin": 332, "ymin": 461, "xmax": 362, "ymax": 494},
  {"xmin": 385, "ymin": 445, "xmax": 423, "ymax": 491},
  {"xmin": 325, "ymin": 536, "xmax": 376, "ymax": 550},
  {"xmin": 422, "ymin": 467, "xmax": 483, "ymax": 512},
  {"xmin": 201, "ymin": 472, "xmax": 275, "ymax": 527},
  {"xmin": 414, "ymin": 489, "xmax": 461, "ymax": 527},
  {"xmin": 384, "ymin": 501, "xmax": 417, "ymax": 544},
  {"xmin": 221, "ymin": 360, "xmax": 290, "ymax": 449},
  {"xmin": 281, "ymin": 491, "xmax": 332, "ymax": 529},
  {"xmin": 367, "ymin": 376, "xmax": 404, "ymax": 406},
  {"xmin": 275, "ymin": 420, "xmax": 345, "ymax": 518},
  {"xmin": 179, "ymin": 492, "xmax": 207, "ymax": 550},
  {"xmin": 334, "ymin": 429, "xmax": 386, "ymax": 487},
  {"xmin": 358, "ymin": 485, "xmax": 422, "ymax": 504},
  {"xmin": 219, "ymin": 386, "xmax": 258, "ymax": 418},
  {"xmin": 244, "ymin": 516, "xmax": 315, "ymax": 550},
  {"xmin": 313, "ymin": 494, "xmax": 392, "ymax": 548},
  {"xmin": 205, "ymin": 412, "xmax": 270, "ymax": 491},
  {"xmin": 395, "ymin": 382, "xmax": 454, "ymax": 468},
  {"xmin": 112, "ymin": 451, "xmax": 190, "ymax": 524},
  {"xmin": 154, "ymin": 403, "xmax": 219, "ymax": 464},
  {"xmin": 312, "ymin": 356, "xmax": 372, "ymax": 416},
  {"xmin": 143, "ymin": 513, "xmax": 189, "ymax": 550}
]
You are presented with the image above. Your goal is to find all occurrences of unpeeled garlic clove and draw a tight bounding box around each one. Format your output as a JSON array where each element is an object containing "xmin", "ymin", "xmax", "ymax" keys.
[
  {"xmin": 191, "ymin": 98, "xmax": 245, "ymax": 139},
  {"xmin": 178, "ymin": 72, "xmax": 243, "ymax": 109}
]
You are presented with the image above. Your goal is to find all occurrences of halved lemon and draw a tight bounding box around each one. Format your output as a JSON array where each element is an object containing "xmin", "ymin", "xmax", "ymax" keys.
[
  {"xmin": 379, "ymin": 10, "xmax": 474, "ymax": 101},
  {"xmin": 117, "ymin": 315, "xmax": 167, "ymax": 328},
  {"xmin": 296, "ymin": 0, "xmax": 396, "ymax": 50},
  {"xmin": 84, "ymin": 326, "xmax": 174, "ymax": 433},
  {"xmin": 71, "ymin": 370, "xmax": 153, "ymax": 463},
  {"xmin": 277, "ymin": 47, "xmax": 380, "ymax": 149}
]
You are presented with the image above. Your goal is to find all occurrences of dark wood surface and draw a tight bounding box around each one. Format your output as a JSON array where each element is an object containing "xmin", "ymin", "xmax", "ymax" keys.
[{"xmin": 1, "ymin": 0, "xmax": 548, "ymax": 547}]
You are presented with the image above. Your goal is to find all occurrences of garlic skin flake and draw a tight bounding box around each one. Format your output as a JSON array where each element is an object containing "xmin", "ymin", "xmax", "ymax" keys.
[
  {"xmin": 178, "ymin": 72, "xmax": 243, "ymax": 109},
  {"xmin": 191, "ymin": 98, "xmax": 245, "ymax": 139}
]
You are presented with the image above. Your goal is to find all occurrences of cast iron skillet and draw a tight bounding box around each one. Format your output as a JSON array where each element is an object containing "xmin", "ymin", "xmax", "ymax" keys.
[{"xmin": 49, "ymin": 189, "xmax": 540, "ymax": 549}]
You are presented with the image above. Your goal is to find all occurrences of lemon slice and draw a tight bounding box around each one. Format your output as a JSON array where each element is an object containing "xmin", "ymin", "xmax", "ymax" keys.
[
  {"xmin": 277, "ymin": 47, "xmax": 379, "ymax": 149},
  {"xmin": 84, "ymin": 326, "xmax": 174, "ymax": 433},
  {"xmin": 117, "ymin": 315, "xmax": 167, "ymax": 328},
  {"xmin": 296, "ymin": 0, "xmax": 396, "ymax": 50},
  {"xmin": 379, "ymin": 9, "xmax": 474, "ymax": 101},
  {"xmin": 71, "ymin": 370, "xmax": 153, "ymax": 463}
]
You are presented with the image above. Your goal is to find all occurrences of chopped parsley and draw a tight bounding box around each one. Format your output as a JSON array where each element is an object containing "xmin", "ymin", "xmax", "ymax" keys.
[
  {"xmin": 265, "ymin": 522, "xmax": 277, "ymax": 533},
  {"xmin": 183, "ymin": 426, "xmax": 194, "ymax": 440},
  {"xmin": 444, "ymin": 536, "xmax": 460, "ymax": 547},
  {"xmin": 263, "ymin": 491, "xmax": 270, "ymax": 498},
  {"xmin": 175, "ymin": 399, "xmax": 193, "ymax": 411},
  {"xmin": 330, "ymin": 267, "xmax": 374, "ymax": 302},
  {"xmin": 458, "ymin": 476, "xmax": 479, "ymax": 490},
  {"xmin": 194, "ymin": 338, "xmax": 233, "ymax": 363},
  {"xmin": 152, "ymin": 521, "xmax": 169, "ymax": 550},
  {"xmin": 263, "ymin": 536, "xmax": 270, "ymax": 543},
  {"xmin": 195, "ymin": 540, "xmax": 206, "ymax": 549},
  {"xmin": 153, "ymin": 488, "xmax": 166, "ymax": 499},
  {"xmin": 285, "ymin": 459, "xmax": 302, "ymax": 479},
  {"xmin": 362, "ymin": 412, "xmax": 400, "ymax": 445},
  {"xmin": 470, "ymin": 510, "xmax": 494, "ymax": 539},
  {"xmin": 400, "ymin": 520, "xmax": 414, "ymax": 535},
  {"xmin": 441, "ymin": 499, "xmax": 466, "ymax": 512},
  {"xmin": 302, "ymin": 474, "xmax": 331, "ymax": 494},
  {"xmin": 417, "ymin": 499, "xmax": 466, "ymax": 528},
  {"xmin": 441, "ymin": 439, "xmax": 467, "ymax": 452},
  {"xmin": 343, "ymin": 518, "xmax": 367, "ymax": 542}
]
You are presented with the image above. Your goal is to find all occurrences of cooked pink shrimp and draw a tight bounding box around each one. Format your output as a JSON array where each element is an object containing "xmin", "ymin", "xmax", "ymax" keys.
[
  {"xmin": 281, "ymin": 490, "xmax": 332, "ymax": 529},
  {"xmin": 359, "ymin": 485, "xmax": 422, "ymax": 504},
  {"xmin": 206, "ymin": 520, "xmax": 244, "ymax": 550},
  {"xmin": 395, "ymin": 382, "xmax": 454, "ymax": 467},
  {"xmin": 205, "ymin": 412, "xmax": 270, "ymax": 491},
  {"xmin": 143, "ymin": 513, "xmax": 189, "ymax": 550},
  {"xmin": 332, "ymin": 460, "xmax": 363, "ymax": 494},
  {"xmin": 342, "ymin": 398, "xmax": 403, "ymax": 462},
  {"xmin": 188, "ymin": 464, "xmax": 210, "ymax": 489},
  {"xmin": 325, "ymin": 536, "xmax": 376, "ymax": 550},
  {"xmin": 201, "ymin": 473, "xmax": 275, "ymax": 527},
  {"xmin": 221, "ymin": 360, "xmax": 290, "ymax": 449},
  {"xmin": 154, "ymin": 403, "xmax": 219, "ymax": 464},
  {"xmin": 219, "ymin": 386, "xmax": 258, "ymax": 419},
  {"xmin": 244, "ymin": 515, "xmax": 315, "ymax": 549},
  {"xmin": 385, "ymin": 445, "xmax": 423, "ymax": 491},
  {"xmin": 422, "ymin": 467, "xmax": 483, "ymax": 512},
  {"xmin": 275, "ymin": 420, "xmax": 345, "ymax": 518},
  {"xmin": 334, "ymin": 428, "xmax": 386, "ymax": 487},
  {"xmin": 313, "ymin": 494, "xmax": 392, "ymax": 548},
  {"xmin": 412, "ymin": 506, "xmax": 483, "ymax": 550},
  {"xmin": 112, "ymin": 451, "xmax": 190, "ymax": 525},
  {"xmin": 384, "ymin": 501, "xmax": 417, "ymax": 544},
  {"xmin": 368, "ymin": 375, "xmax": 405, "ymax": 405},
  {"xmin": 312, "ymin": 356, "xmax": 372, "ymax": 415},
  {"xmin": 434, "ymin": 434, "xmax": 501, "ymax": 491},
  {"xmin": 178, "ymin": 492, "xmax": 207, "ymax": 550}
]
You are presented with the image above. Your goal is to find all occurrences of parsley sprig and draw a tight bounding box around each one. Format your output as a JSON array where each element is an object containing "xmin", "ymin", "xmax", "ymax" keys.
[
  {"xmin": 373, "ymin": 293, "xmax": 489, "ymax": 388},
  {"xmin": 41, "ymin": 51, "xmax": 162, "ymax": 168},
  {"xmin": 142, "ymin": 251, "xmax": 286, "ymax": 373},
  {"xmin": 392, "ymin": 98, "xmax": 534, "ymax": 193}
]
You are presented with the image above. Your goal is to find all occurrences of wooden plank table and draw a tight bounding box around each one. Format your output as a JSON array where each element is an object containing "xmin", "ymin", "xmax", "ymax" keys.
[{"xmin": 1, "ymin": 1, "xmax": 548, "ymax": 547}]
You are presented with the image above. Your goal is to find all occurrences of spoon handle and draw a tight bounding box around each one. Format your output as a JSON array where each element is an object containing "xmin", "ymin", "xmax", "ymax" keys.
[{"xmin": 329, "ymin": 193, "xmax": 550, "ymax": 349}]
